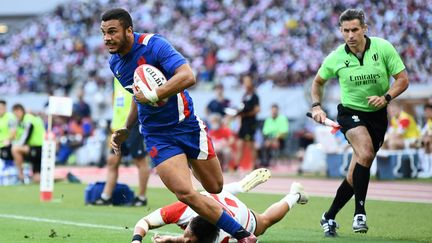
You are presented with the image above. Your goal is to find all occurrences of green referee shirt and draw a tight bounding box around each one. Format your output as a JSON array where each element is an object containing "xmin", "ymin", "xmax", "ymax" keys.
[{"xmin": 318, "ymin": 36, "xmax": 405, "ymax": 112}]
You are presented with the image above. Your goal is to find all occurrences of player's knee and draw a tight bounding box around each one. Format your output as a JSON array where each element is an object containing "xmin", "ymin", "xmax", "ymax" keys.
[
  {"xmin": 203, "ymin": 180, "xmax": 223, "ymax": 194},
  {"xmin": 358, "ymin": 150, "xmax": 375, "ymax": 167},
  {"xmin": 175, "ymin": 190, "xmax": 198, "ymax": 204}
]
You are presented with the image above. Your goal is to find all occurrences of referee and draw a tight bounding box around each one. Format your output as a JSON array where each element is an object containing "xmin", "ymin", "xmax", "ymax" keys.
[{"xmin": 310, "ymin": 9, "xmax": 409, "ymax": 237}]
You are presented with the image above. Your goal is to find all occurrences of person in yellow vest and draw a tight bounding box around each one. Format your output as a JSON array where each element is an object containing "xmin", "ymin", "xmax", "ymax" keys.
[
  {"xmin": 11, "ymin": 104, "xmax": 45, "ymax": 183},
  {"xmin": 386, "ymin": 101, "xmax": 421, "ymax": 150},
  {"xmin": 93, "ymin": 78, "xmax": 150, "ymax": 206},
  {"xmin": 418, "ymin": 103, "xmax": 432, "ymax": 178},
  {"xmin": 0, "ymin": 100, "xmax": 16, "ymax": 161}
]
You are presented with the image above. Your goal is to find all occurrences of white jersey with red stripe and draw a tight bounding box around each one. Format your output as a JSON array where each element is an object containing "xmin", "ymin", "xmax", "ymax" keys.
[
  {"xmin": 145, "ymin": 191, "xmax": 256, "ymax": 243},
  {"xmin": 109, "ymin": 32, "xmax": 196, "ymax": 135}
]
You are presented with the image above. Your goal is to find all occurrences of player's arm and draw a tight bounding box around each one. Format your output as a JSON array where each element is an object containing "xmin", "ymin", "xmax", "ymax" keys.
[
  {"xmin": 156, "ymin": 63, "xmax": 196, "ymax": 100},
  {"xmin": 367, "ymin": 70, "xmax": 409, "ymax": 108},
  {"xmin": 310, "ymin": 74, "xmax": 328, "ymax": 123},
  {"xmin": 132, "ymin": 208, "xmax": 168, "ymax": 242},
  {"xmin": 152, "ymin": 235, "xmax": 186, "ymax": 243},
  {"xmin": 133, "ymin": 201, "xmax": 190, "ymax": 242}
]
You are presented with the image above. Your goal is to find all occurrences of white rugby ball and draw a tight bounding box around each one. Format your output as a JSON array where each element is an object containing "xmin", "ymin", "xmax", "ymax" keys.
[{"xmin": 133, "ymin": 64, "xmax": 168, "ymax": 107}]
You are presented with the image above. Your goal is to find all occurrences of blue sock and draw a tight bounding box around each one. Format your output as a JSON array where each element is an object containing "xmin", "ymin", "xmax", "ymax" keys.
[{"xmin": 216, "ymin": 211, "xmax": 250, "ymax": 239}]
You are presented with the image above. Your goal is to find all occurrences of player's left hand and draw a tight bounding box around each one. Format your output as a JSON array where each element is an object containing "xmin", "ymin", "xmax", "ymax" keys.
[
  {"xmin": 151, "ymin": 234, "xmax": 182, "ymax": 243},
  {"xmin": 133, "ymin": 84, "xmax": 151, "ymax": 104},
  {"xmin": 151, "ymin": 234, "xmax": 168, "ymax": 243},
  {"xmin": 367, "ymin": 95, "xmax": 387, "ymax": 108}
]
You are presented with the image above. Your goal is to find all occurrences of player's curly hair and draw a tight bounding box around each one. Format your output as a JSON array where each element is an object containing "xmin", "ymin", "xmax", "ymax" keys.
[
  {"xmin": 188, "ymin": 216, "xmax": 219, "ymax": 243},
  {"xmin": 339, "ymin": 9, "xmax": 366, "ymax": 26},
  {"xmin": 101, "ymin": 8, "xmax": 133, "ymax": 29}
]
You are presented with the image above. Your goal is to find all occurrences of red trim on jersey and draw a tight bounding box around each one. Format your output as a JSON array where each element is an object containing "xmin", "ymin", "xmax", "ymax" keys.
[
  {"xmin": 137, "ymin": 56, "xmax": 147, "ymax": 66},
  {"xmin": 244, "ymin": 210, "xmax": 251, "ymax": 231},
  {"xmin": 180, "ymin": 92, "xmax": 191, "ymax": 118},
  {"xmin": 136, "ymin": 66, "xmax": 152, "ymax": 90},
  {"xmin": 221, "ymin": 237, "xmax": 230, "ymax": 243},
  {"xmin": 160, "ymin": 201, "xmax": 188, "ymax": 224},
  {"xmin": 138, "ymin": 33, "xmax": 148, "ymax": 44},
  {"xmin": 206, "ymin": 132, "xmax": 216, "ymax": 159},
  {"xmin": 224, "ymin": 197, "xmax": 238, "ymax": 208},
  {"xmin": 210, "ymin": 194, "xmax": 235, "ymax": 217}
]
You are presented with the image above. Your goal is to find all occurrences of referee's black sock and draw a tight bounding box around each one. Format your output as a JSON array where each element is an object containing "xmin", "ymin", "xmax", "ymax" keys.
[
  {"xmin": 353, "ymin": 162, "xmax": 370, "ymax": 216},
  {"xmin": 325, "ymin": 178, "xmax": 354, "ymax": 219}
]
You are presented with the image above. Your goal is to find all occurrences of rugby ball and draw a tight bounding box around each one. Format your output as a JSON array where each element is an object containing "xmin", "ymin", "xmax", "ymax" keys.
[{"xmin": 133, "ymin": 64, "xmax": 168, "ymax": 107}]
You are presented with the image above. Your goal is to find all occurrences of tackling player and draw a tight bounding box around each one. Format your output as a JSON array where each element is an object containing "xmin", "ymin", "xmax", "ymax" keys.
[
  {"xmin": 100, "ymin": 8, "xmax": 256, "ymax": 242},
  {"xmin": 131, "ymin": 168, "xmax": 309, "ymax": 243}
]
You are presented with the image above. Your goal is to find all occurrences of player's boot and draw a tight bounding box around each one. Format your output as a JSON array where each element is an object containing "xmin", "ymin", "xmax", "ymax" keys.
[
  {"xmin": 237, "ymin": 233, "xmax": 258, "ymax": 243},
  {"xmin": 289, "ymin": 182, "xmax": 309, "ymax": 204},
  {"xmin": 93, "ymin": 197, "xmax": 112, "ymax": 206},
  {"xmin": 353, "ymin": 214, "xmax": 368, "ymax": 233},
  {"xmin": 133, "ymin": 196, "xmax": 148, "ymax": 207},
  {"xmin": 239, "ymin": 168, "xmax": 271, "ymax": 192},
  {"xmin": 320, "ymin": 213, "xmax": 339, "ymax": 237}
]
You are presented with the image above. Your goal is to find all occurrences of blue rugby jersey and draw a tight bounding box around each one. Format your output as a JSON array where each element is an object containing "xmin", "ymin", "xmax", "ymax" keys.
[{"xmin": 109, "ymin": 33, "xmax": 196, "ymax": 134}]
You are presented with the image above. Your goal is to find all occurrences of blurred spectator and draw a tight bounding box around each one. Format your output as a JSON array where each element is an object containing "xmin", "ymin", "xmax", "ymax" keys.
[
  {"xmin": 0, "ymin": 100, "xmax": 16, "ymax": 161},
  {"xmin": 295, "ymin": 118, "xmax": 316, "ymax": 161},
  {"xmin": 260, "ymin": 104, "xmax": 289, "ymax": 167},
  {"xmin": 206, "ymin": 83, "xmax": 231, "ymax": 117},
  {"xmin": 384, "ymin": 101, "xmax": 421, "ymax": 150},
  {"xmin": 208, "ymin": 113, "xmax": 236, "ymax": 171},
  {"xmin": 235, "ymin": 74, "xmax": 260, "ymax": 171},
  {"xmin": 73, "ymin": 90, "xmax": 91, "ymax": 118},
  {"xmin": 55, "ymin": 112, "xmax": 93, "ymax": 165},
  {"xmin": 418, "ymin": 103, "xmax": 432, "ymax": 178},
  {"xmin": 11, "ymin": 104, "xmax": 45, "ymax": 183}
]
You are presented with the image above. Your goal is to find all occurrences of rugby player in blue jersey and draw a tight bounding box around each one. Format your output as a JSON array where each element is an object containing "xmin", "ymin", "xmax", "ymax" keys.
[{"xmin": 100, "ymin": 8, "xmax": 257, "ymax": 243}]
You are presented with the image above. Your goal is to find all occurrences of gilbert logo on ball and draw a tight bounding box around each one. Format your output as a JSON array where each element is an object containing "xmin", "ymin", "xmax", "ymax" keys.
[{"xmin": 134, "ymin": 64, "xmax": 168, "ymax": 107}]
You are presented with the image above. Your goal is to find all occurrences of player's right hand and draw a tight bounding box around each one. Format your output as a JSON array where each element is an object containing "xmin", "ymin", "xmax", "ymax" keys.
[
  {"xmin": 111, "ymin": 128, "xmax": 129, "ymax": 155},
  {"xmin": 311, "ymin": 106, "xmax": 327, "ymax": 124}
]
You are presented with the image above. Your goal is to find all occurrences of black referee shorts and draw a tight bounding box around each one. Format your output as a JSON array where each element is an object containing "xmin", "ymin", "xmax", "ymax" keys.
[{"xmin": 337, "ymin": 104, "xmax": 388, "ymax": 153}]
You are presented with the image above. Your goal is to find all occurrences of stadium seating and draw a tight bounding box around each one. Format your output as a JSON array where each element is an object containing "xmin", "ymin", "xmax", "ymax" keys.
[{"xmin": 0, "ymin": 0, "xmax": 430, "ymax": 97}]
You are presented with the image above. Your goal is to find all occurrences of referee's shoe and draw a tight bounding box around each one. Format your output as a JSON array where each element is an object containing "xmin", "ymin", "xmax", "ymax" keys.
[
  {"xmin": 353, "ymin": 214, "xmax": 368, "ymax": 233},
  {"xmin": 320, "ymin": 213, "xmax": 339, "ymax": 237}
]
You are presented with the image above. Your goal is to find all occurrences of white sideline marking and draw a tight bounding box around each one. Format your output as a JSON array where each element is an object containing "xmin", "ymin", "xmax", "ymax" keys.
[{"xmin": 0, "ymin": 213, "xmax": 179, "ymax": 236}]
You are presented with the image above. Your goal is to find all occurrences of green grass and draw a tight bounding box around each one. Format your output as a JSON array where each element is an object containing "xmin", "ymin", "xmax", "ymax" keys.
[{"xmin": 0, "ymin": 183, "xmax": 431, "ymax": 242}]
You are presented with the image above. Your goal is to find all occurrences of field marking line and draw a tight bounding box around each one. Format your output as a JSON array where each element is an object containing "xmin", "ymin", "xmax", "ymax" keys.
[{"xmin": 0, "ymin": 213, "xmax": 179, "ymax": 236}]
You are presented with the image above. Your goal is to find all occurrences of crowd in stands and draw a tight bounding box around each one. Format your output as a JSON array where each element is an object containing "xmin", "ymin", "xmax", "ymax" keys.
[
  {"xmin": 0, "ymin": 0, "xmax": 431, "ymax": 97},
  {"xmin": 1, "ymin": 0, "xmax": 432, "ymax": 183}
]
